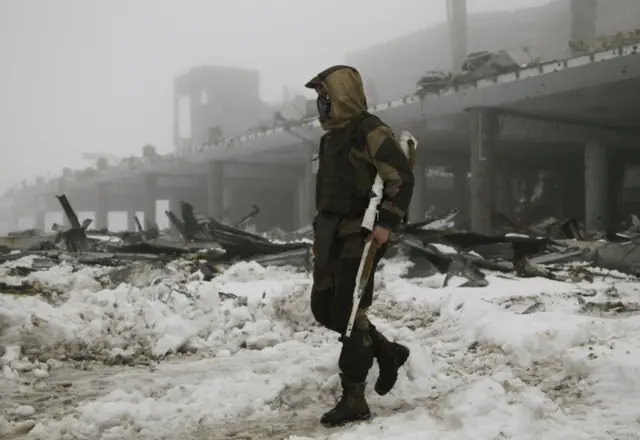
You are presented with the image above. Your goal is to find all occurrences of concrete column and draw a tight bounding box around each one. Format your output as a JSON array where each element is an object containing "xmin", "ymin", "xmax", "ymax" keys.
[
  {"xmin": 143, "ymin": 175, "xmax": 157, "ymax": 227},
  {"xmin": 520, "ymin": 169, "xmax": 538, "ymax": 220},
  {"xmin": 570, "ymin": 0, "xmax": 597, "ymax": 51},
  {"xmin": 222, "ymin": 185, "xmax": 233, "ymax": 224},
  {"xmin": 206, "ymin": 160, "xmax": 224, "ymax": 218},
  {"xmin": 296, "ymin": 145, "xmax": 316, "ymax": 229},
  {"xmin": 607, "ymin": 155, "xmax": 626, "ymax": 229},
  {"xmin": 563, "ymin": 169, "xmax": 583, "ymax": 220},
  {"xmin": 494, "ymin": 167, "xmax": 511, "ymax": 218},
  {"xmin": 453, "ymin": 166, "xmax": 469, "ymax": 227},
  {"xmin": 126, "ymin": 208, "xmax": 136, "ymax": 231},
  {"xmin": 34, "ymin": 195, "xmax": 47, "ymax": 231},
  {"xmin": 173, "ymin": 78, "xmax": 181, "ymax": 151},
  {"xmin": 126, "ymin": 197, "xmax": 137, "ymax": 231},
  {"xmin": 447, "ymin": 0, "xmax": 468, "ymax": 72},
  {"xmin": 35, "ymin": 212, "xmax": 46, "ymax": 232},
  {"xmin": 296, "ymin": 179, "xmax": 310, "ymax": 229},
  {"xmin": 469, "ymin": 108, "xmax": 498, "ymax": 234},
  {"xmin": 95, "ymin": 183, "xmax": 108, "ymax": 230},
  {"xmin": 32, "ymin": 213, "xmax": 44, "ymax": 231},
  {"xmin": 584, "ymin": 142, "xmax": 607, "ymax": 232},
  {"xmin": 295, "ymin": 182, "xmax": 305, "ymax": 229},
  {"xmin": 409, "ymin": 161, "xmax": 427, "ymax": 222}
]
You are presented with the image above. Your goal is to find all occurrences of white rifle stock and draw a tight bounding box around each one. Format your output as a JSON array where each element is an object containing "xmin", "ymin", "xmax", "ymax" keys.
[{"xmin": 344, "ymin": 130, "xmax": 418, "ymax": 338}]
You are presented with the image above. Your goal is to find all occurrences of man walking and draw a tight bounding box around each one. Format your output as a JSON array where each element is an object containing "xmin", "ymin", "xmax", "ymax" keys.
[{"xmin": 305, "ymin": 65, "xmax": 415, "ymax": 427}]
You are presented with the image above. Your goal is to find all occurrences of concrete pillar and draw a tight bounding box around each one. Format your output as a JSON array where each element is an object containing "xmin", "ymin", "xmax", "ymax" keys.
[
  {"xmin": 34, "ymin": 195, "xmax": 47, "ymax": 231},
  {"xmin": 409, "ymin": 161, "xmax": 427, "ymax": 222},
  {"xmin": 494, "ymin": 167, "xmax": 511, "ymax": 218},
  {"xmin": 33, "ymin": 213, "xmax": 45, "ymax": 231},
  {"xmin": 126, "ymin": 197, "xmax": 137, "ymax": 231},
  {"xmin": 95, "ymin": 183, "xmax": 108, "ymax": 230},
  {"xmin": 520, "ymin": 170, "xmax": 538, "ymax": 220},
  {"xmin": 126, "ymin": 208, "xmax": 136, "ymax": 231},
  {"xmin": 296, "ymin": 145, "xmax": 316, "ymax": 229},
  {"xmin": 35, "ymin": 212, "xmax": 46, "ymax": 231},
  {"xmin": 173, "ymin": 78, "xmax": 181, "ymax": 152},
  {"xmin": 469, "ymin": 108, "xmax": 498, "ymax": 234},
  {"xmin": 222, "ymin": 185, "xmax": 233, "ymax": 224},
  {"xmin": 295, "ymin": 178, "xmax": 311, "ymax": 229},
  {"xmin": 563, "ymin": 169, "xmax": 583, "ymax": 220},
  {"xmin": 207, "ymin": 160, "xmax": 224, "ymax": 218},
  {"xmin": 570, "ymin": 0, "xmax": 597, "ymax": 51},
  {"xmin": 143, "ymin": 175, "xmax": 157, "ymax": 227},
  {"xmin": 584, "ymin": 142, "xmax": 607, "ymax": 232},
  {"xmin": 447, "ymin": 0, "xmax": 468, "ymax": 72},
  {"xmin": 606, "ymin": 155, "xmax": 626, "ymax": 229},
  {"xmin": 453, "ymin": 166, "xmax": 469, "ymax": 227}
]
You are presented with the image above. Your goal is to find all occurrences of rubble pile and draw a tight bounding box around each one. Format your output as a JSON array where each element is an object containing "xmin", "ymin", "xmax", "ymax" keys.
[
  {"xmin": 1, "ymin": 195, "xmax": 639, "ymax": 376},
  {"xmin": 1, "ymin": 194, "xmax": 639, "ymax": 289},
  {"xmin": 0, "ymin": 196, "xmax": 313, "ymax": 271}
]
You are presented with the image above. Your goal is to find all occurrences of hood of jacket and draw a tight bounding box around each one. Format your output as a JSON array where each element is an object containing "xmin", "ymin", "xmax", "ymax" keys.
[{"xmin": 305, "ymin": 65, "xmax": 368, "ymax": 130}]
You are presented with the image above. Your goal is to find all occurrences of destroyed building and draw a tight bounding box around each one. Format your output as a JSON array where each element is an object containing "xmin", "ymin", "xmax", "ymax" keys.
[
  {"xmin": 174, "ymin": 65, "xmax": 274, "ymax": 151},
  {"xmin": 0, "ymin": 0, "xmax": 638, "ymax": 242},
  {"xmin": 2, "ymin": 1, "xmax": 640, "ymax": 436}
]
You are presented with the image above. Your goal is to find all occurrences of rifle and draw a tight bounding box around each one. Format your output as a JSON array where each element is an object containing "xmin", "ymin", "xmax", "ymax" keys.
[{"xmin": 344, "ymin": 130, "xmax": 418, "ymax": 338}]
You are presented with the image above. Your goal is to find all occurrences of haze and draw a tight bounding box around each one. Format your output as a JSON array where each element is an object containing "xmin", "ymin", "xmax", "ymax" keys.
[{"xmin": 0, "ymin": 0, "xmax": 549, "ymax": 194}]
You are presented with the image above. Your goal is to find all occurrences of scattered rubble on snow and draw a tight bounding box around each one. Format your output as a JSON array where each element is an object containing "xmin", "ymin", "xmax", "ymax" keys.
[
  {"xmin": 2, "ymin": 195, "xmax": 640, "ymax": 439},
  {"xmin": 3, "ymin": 194, "xmax": 640, "ymax": 289}
]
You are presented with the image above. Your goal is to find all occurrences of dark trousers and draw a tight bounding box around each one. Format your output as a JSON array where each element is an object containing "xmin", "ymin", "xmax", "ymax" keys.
[{"xmin": 310, "ymin": 232, "xmax": 388, "ymax": 383}]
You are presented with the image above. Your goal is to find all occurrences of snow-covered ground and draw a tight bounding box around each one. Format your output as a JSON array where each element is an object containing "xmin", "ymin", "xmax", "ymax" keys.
[{"xmin": 2, "ymin": 254, "xmax": 640, "ymax": 439}]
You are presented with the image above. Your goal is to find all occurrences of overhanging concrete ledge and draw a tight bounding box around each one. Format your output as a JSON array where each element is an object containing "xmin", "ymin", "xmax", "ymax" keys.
[
  {"xmin": 420, "ymin": 44, "xmax": 639, "ymax": 120},
  {"xmin": 499, "ymin": 113, "xmax": 640, "ymax": 147},
  {"xmin": 222, "ymin": 162, "xmax": 303, "ymax": 181}
]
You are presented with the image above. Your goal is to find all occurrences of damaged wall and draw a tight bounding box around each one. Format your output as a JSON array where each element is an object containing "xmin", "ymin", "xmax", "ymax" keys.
[{"xmin": 173, "ymin": 66, "xmax": 272, "ymax": 152}]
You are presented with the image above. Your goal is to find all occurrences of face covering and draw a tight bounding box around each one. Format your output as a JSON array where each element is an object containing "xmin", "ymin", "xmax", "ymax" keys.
[{"xmin": 316, "ymin": 90, "xmax": 331, "ymax": 120}]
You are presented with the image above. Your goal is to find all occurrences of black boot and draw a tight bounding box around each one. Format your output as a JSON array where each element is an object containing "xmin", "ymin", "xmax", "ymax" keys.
[
  {"xmin": 370, "ymin": 326, "xmax": 410, "ymax": 396},
  {"xmin": 320, "ymin": 373, "xmax": 371, "ymax": 428}
]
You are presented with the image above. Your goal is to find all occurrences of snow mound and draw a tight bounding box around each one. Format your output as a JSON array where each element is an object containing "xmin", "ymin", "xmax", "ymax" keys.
[{"xmin": 0, "ymin": 259, "xmax": 315, "ymax": 365}]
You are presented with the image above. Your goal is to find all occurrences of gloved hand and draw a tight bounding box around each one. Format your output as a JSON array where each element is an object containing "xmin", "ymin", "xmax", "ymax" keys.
[{"xmin": 368, "ymin": 225, "xmax": 391, "ymax": 245}]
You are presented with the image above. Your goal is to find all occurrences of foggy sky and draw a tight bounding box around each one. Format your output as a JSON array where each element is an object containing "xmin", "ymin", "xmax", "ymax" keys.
[{"xmin": 0, "ymin": 0, "xmax": 549, "ymax": 193}]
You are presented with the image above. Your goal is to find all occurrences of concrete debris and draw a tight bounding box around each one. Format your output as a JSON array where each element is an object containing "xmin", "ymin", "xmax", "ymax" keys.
[
  {"xmin": 1, "ymin": 195, "xmax": 640, "ymax": 288},
  {"xmin": 0, "ymin": 197, "xmax": 312, "ymax": 274},
  {"xmin": 417, "ymin": 49, "xmax": 521, "ymax": 93},
  {"xmin": 396, "ymin": 209, "xmax": 640, "ymax": 284},
  {"xmin": 417, "ymin": 30, "xmax": 640, "ymax": 95},
  {"xmin": 165, "ymin": 201, "xmax": 310, "ymax": 260}
]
